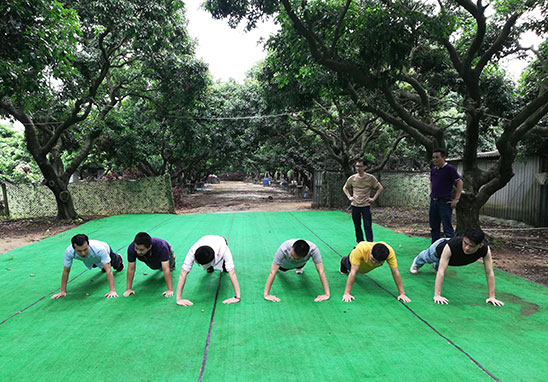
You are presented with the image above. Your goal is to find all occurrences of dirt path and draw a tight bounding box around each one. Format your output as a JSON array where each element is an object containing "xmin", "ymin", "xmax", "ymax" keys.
[{"xmin": 176, "ymin": 181, "xmax": 312, "ymax": 214}]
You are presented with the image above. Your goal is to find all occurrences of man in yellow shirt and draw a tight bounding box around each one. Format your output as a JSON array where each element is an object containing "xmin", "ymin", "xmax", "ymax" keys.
[{"xmin": 339, "ymin": 241, "xmax": 411, "ymax": 303}]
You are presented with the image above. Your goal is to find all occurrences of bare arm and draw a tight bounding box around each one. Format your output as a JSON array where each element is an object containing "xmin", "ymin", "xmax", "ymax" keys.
[
  {"xmin": 161, "ymin": 260, "xmax": 174, "ymax": 297},
  {"xmin": 51, "ymin": 266, "xmax": 71, "ymax": 299},
  {"xmin": 123, "ymin": 262, "xmax": 136, "ymax": 297},
  {"xmin": 342, "ymin": 264, "xmax": 359, "ymax": 302},
  {"xmin": 264, "ymin": 263, "xmax": 281, "ymax": 302},
  {"xmin": 223, "ymin": 268, "xmax": 241, "ymax": 304},
  {"xmin": 390, "ymin": 267, "xmax": 410, "ymax": 302},
  {"xmin": 369, "ymin": 182, "xmax": 384, "ymax": 202},
  {"xmin": 314, "ymin": 262, "xmax": 330, "ymax": 302},
  {"xmin": 433, "ymin": 247, "xmax": 451, "ymax": 304},
  {"xmin": 483, "ymin": 249, "xmax": 504, "ymax": 306},
  {"xmin": 103, "ymin": 263, "xmax": 118, "ymax": 298},
  {"xmin": 343, "ymin": 184, "xmax": 353, "ymax": 201},
  {"xmin": 176, "ymin": 268, "xmax": 192, "ymax": 306}
]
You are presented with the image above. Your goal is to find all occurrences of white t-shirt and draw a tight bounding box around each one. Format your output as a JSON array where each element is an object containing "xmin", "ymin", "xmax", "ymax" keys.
[{"xmin": 182, "ymin": 235, "xmax": 235, "ymax": 272}]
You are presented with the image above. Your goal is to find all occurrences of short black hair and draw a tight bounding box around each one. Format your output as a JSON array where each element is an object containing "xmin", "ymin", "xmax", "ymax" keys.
[
  {"xmin": 463, "ymin": 228, "xmax": 485, "ymax": 245},
  {"xmin": 433, "ymin": 148, "xmax": 448, "ymax": 158},
  {"xmin": 355, "ymin": 159, "xmax": 367, "ymax": 166},
  {"xmin": 195, "ymin": 246, "xmax": 215, "ymax": 265},
  {"xmin": 292, "ymin": 240, "xmax": 310, "ymax": 258},
  {"xmin": 371, "ymin": 243, "xmax": 389, "ymax": 261},
  {"xmin": 134, "ymin": 232, "xmax": 152, "ymax": 247},
  {"xmin": 71, "ymin": 234, "xmax": 89, "ymax": 247}
]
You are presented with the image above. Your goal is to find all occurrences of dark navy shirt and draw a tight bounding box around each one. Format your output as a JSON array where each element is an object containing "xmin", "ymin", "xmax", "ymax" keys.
[
  {"xmin": 127, "ymin": 237, "xmax": 172, "ymax": 269},
  {"xmin": 435, "ymin": 237, "xmax": 488, "ymax": 266},
  {"xmin": 430, "ymin": 163, "xmax": 461, "ymax": 199}
]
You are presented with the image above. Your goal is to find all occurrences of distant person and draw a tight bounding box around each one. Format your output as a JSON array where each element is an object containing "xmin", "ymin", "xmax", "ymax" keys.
[
  {"xmin": 429, "ymin": 148, "xmax": 463, "ymax": 242},
  {"xmin": 339, "ymin": 241, "xmax": 410, "ymax": 303},
  {"xmin": 51, "ymin": 234, "xmax": 124, "ymax": 299},
  {"xmin": 262, "ymin": 176, "xmax": 270, "ymax": 186},
  {"xmin": 343, "ymin": 159, "xmax": 384, "ymax": 243},
  {"xmin": 410, "ymin": 228, "xmax": 504, "ymax": 306},
  {"xmin": 264, "ymin": 239, "xmax": 330, "ymax": 302},
  {"xmin": 123, "ymin": 232, "xmax": 176, "ymax": 298},
  {"xmin": 176, "ymin": 235, "xmax": 241, "ymax": 306}
]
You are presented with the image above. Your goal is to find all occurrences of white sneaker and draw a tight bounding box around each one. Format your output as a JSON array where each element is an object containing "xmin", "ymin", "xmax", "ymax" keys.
[
  {"xmin": 295, "ymin": 267, "xmax": 303, "ymax": 274},
  {"xmin": 410, "ymin": 256, "xmax": 420, "ymax": 274}
]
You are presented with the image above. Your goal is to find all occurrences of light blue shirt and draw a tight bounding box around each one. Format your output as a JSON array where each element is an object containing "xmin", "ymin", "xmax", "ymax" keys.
[{"xmin": 64, "ymin": 240, "xmax": 112, "ymax": 269}]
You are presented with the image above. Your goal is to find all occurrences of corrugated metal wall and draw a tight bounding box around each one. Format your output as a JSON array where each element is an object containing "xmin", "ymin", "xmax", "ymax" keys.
[{"xmin": 453, "ymin": 156, "xmax": 548, "ymax": 226}]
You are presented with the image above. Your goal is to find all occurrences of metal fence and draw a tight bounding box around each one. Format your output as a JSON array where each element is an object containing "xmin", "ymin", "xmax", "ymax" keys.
[{"xmin": 1, "ymin": 174, "xmax": 175, "ymax": 219}]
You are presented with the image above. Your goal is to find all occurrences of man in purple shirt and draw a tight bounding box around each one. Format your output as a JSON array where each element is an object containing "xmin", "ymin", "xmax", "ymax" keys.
[
  {"xmin": 429, "ymin": 148, "xmax": 463, "ymax": 242},
  {"xmin": 123, "ymin": 232, "xmax": 176, "ymax": 298}
]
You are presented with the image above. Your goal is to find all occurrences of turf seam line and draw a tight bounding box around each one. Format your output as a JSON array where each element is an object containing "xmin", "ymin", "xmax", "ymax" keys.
[
  {"xmin": 0, "ymin": 214, "xmax": 178, "ymax": 327},
  {"xmin": 197, "ymin": 212, "xmax": 237, "ymax": 382},
  {"xmin": 288, "ymin": 211, "xmax": 502, "ymax": 382},
  {"xmin": 0, "ymin": 269, "xmax": 88, "ymax": 326}
]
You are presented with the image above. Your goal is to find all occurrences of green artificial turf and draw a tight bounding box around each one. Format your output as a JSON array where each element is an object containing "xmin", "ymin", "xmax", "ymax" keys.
[{"xmin": 1, "ymin": 211, "xmax": 547, "ymax": 381}]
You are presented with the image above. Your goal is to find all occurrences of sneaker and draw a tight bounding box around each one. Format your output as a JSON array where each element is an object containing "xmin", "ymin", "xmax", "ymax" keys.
[
  {"xmin": 410, "ymin": 256, "xmax": 420, "ymax": 274},
  {"xmin": 295, "ymin": 267, "xmax": 303, "ymax": 274},
  {"xmin": 116, "ymin": 256, "xmax": 124, "ymax": 272},
  {"xmin": 339, "ymin": 261, "xmax": 349, "ymax": 275}
]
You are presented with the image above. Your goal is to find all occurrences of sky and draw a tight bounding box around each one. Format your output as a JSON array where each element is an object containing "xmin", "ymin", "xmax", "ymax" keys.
[{"xmin": 184, "ymin": 0, "xmax": 279, "ymax": 83}]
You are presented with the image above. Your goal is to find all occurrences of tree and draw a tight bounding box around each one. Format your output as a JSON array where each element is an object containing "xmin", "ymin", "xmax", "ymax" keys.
[
  {"xmin": 206, "ymin": 0, "xmax": 548, "ymax": 232},
  {"xmin": 0, "ymin": 0, "xmax": 205, "ymax": 219}
]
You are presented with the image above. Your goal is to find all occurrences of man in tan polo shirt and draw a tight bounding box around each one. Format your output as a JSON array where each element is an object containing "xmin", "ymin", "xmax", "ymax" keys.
[{"xmin": 343, "ymin": 159, "xmax": 384, "ymax": 243}]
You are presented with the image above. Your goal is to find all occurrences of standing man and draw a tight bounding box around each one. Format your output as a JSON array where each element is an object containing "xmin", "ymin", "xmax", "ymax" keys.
[
  {"xmin": 429, "ymin": 148, "xmax": 463, "ymax": 242},
  {"xmin": 51, "ymin": 234, "xmax": 124, "ymax": 299},
  {"xmin": 410, "ymin": 228, "xmax": 504, "ymax": 306},
  {"xmin": 343, "ymin": 159, "xmax": 384, "ymax": 243},
  {"xmin": 264, "ymin": 239, "xmax": 330, "ymax": 302},
  {"xmin": 339, "ymin": 241, "xmax": 410, "ymax": 303},
  {"xmin": 123, "ymin": 232, "xmax": 176, "ymax": 298},
  {"xmin": 176, "ymin": 235, "xmax": 241, "ymax": 306}
]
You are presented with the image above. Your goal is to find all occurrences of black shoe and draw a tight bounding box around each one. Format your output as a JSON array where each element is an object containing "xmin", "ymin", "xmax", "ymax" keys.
[
  {"xmin": 101, "ymin": 267, "xmax": 106, "ymax": 273},
  {"xmin": 116, "ymin": 256, "xmax": 124, "ymax": 272},
  {"xmin": 207, "ymin": 266, "xmax": 214, "ymax": 273},
  {"xmin": 339, "ymin": 261, "xmax": 348, "ymax": 275}
]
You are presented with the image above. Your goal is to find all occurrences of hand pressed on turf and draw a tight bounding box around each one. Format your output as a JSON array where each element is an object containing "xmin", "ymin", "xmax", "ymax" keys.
[
  {"xmin": 104, "ymin": 291, "xmax": 118, "ymax": 298},
  {"xmin": 314, "ymin": 294, "xmax": 330, "ymax": 302},
  {"xmin": 397, "ymin": 294, "xmax": 411, "ymax": 303},
  {"xmin": 434, "ymin": 295, "xmax": 449, "ymax": 304},
  {"xmin": 123, "ymin": 289, "xmax": 135, "ymax": 297},
  {"xmin": 163, "ymin": 290, "xmax": 174, "ymax": 298},
  {"xmin": 342, "ymin": 293, "xmax": 354, "ymax": 302},
  {"xmin": 176, "ymin": 299, "xmax": 193, "ymax": 306},
  {"xmin": 264, "ymin": 295, "xmax": 281, "ymax": 302},
  {"xmin": 486, "ymin": 297, "xmax": 504, "ymax": 306},
  {"xmin": 223, "ymin": 297, "xmax": 241, "ymax": 304},
  {"xmin": 51, "ymin": 292, "xmax": 66, "ymax": 299}
]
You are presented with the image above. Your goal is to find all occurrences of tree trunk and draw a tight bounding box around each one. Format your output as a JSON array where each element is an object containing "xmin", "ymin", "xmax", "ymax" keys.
[
  {"xmin": 43, "ymin": 177, "xmax": 79, "ymax": 221},
  {"xmin": 454, "ymin": 193, "xmax": 481, "ymax": 236}
]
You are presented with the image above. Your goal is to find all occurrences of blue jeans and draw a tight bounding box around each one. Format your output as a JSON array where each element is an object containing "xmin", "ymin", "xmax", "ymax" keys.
[
  {"xmin": 414, "ymin": 238, "xmax": 447, "ymax": 271},
  {"xmin": 351, "ymin": 206, "xmax": 373, "ymax": 243},
  {"xmin": 429, "ymin": 198, "xmax": 455, "ymax": 243}
]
